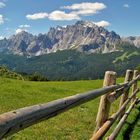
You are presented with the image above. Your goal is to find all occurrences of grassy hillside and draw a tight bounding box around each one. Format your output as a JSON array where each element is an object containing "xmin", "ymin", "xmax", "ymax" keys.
[
  {"xmin": 0, "ymin": 77, "xmax": 139, "ymax": 140},
  {"xmin": 0, "ymin": 66, "xmax": 23, "ymax": 80}
]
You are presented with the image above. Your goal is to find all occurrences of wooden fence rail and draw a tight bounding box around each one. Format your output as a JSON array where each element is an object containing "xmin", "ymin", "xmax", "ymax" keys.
[
  {"xmin": 0, "ymin": 70, "xmax": 140, "ymax": 139},
  {"xmin": 90, "ymin": 88, "xmax": 139, "ymax": 140},
  {"xmin": 106, "ymin": 98, "xmax": 138, "ymax": 140}
]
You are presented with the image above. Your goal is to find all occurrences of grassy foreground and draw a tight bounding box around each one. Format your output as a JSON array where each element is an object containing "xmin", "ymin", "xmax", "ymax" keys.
[{"xmin": 0, "ymin": 77, "xmax": 139, "ymax": 140}]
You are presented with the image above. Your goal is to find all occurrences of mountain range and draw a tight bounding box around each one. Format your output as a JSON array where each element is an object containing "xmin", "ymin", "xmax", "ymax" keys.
[
  {"xmin": 0, "ymin": 20, "xmax": 139, "ymax": 57},
  {"xmin": 0, "ymin": 20, "xmax": 140, "ymax": 80}
]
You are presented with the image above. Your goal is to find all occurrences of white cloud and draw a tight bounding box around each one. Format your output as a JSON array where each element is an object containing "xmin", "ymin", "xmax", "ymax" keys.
[
  {"xmin": 0, "ymin": 36, "xmax": 4, "ymax": 40},
  {"xmin": 124, "ymin": 4, "xmax": 129, "ymax": 8},
  {"xmin": 71, "ymin": 10, "xmax": 97, "ymax": 16},
  {"xmin": 17, "ymin": 24, "xmax": 31, "ymax": 34},
  {"xmin": 19, "ymin": 24, "xmax": 31, "ymax": 28},
  {"xmin": 62, "ymin": 2, "xmax": 106, "ymax": 16},
  {"xmin": 26, "ymin": 13, "xmax": 48, "ymax": 20},
  {"xmin": 0, "ymin": 2, "xmax": 5, "ymax": 8},
  {"xmin": 93, "ymin": 21, "xmax": 110, "ymax": 27},
  {"xmin": 15, "ymin": 28, "xmax": 27, "ymax": 34},
  {"xmin": 63, "ymin": 25, "xmax": 67, "ymax": 28},
  {"xmin": 26, "ymin": 2, "xmax": 106, "ymax": 21},
  {"xmin": 48, "ymin": 10, "xmax": 80, "ymax": 21},
  {"xmin": 0, "ymin": 15, "xmax": 4, "ymax": 24},
  {"xmin": 62, "ymin": 2, "xmax": 106, "ymax": 10}
]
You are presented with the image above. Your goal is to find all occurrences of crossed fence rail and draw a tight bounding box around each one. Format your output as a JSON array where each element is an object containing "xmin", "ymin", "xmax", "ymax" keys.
[{"xmin": 0, "ymin": 69, "xmax": 139, "ymax": 140}]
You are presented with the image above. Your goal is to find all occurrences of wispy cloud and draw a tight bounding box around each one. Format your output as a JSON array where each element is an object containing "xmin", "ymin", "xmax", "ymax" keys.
[
  {"xmin": 0, "ymin": 36, "xmax": 4, "ymax": 40},
  {"xmin": 48, "ymin": 10, "xmax": 80, "ymax": 21},
  {"xmin": 62, "ymin": 2, "xmax": 106, "ymax": 16},
  {"xmin": 0, "ymin": 15, "xmax": 4, "ymax": 24},
  {"xmin": 26, "ymin": 11, "xmax": 80, "ymax": 21},
  {"xmin": 0, "ymin": 2, "xmax": 5, "ymax": 8},
  {"xmin": 15, "ymin": 28, "xmax": 27, "ymax": 34},
  {"xmin": 123, "ymin": 4, "xmax": 130, "ymax": 8},
  {"xmin": 26, "ymin": 13, "xmax": 48, "ymax": 20},
  {"xmin": 26, "ymin": 2, "xmax": 106, "ymax": 21},
  {"xmin": 5, "ymin": 27, "xmax": 15, "ymax": 36},
  {"xmin": 93, "ymin": 20, "xmax": 110, "ymax": 27},
  {"xmin": 19, "ymin": 24, "xmax": 31, "ymax": 28},
  {"xmin": 16, "ymin": 24, "xmax": 31, "ymax": 34}
]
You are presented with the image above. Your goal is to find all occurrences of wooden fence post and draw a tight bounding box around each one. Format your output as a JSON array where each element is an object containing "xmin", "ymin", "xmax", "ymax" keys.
[
  {"xmin": 118, "ymin": 70, "xmax": 133, "ymax": 120},
  {"xmin": 94, "ymin": 71, "xmax": 117, "ymax": 133},
  {"xmin": 131, "ymin": 70, "xmax": 139, "ymax": 103}
]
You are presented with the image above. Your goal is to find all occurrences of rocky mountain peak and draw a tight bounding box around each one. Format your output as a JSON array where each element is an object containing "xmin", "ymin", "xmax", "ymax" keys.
[
  {"xmin": 75, "ymin": 20, "xmax": 97, "ymax": 28},
  {"xmin": 122, "ymin": 36, "xmax": 140, "ymax": 48},
  {"xmin": 0, "ymin": 20, "xmax": 137, "ymax": 56}
]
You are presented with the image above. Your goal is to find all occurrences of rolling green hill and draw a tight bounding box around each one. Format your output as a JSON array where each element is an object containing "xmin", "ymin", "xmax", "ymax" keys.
[
  {"xmin": 0, "ymin": 77, "xmax": 139, "ymax": 140},
  {"xmin": 0, "ymin": 66, "xmax": 23, "ymax": 80}
]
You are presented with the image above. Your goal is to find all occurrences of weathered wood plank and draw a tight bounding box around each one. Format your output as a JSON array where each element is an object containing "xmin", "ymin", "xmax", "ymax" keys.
[
  {"xmin": 118, "ymin": 70, "xmax": 133, "ymax": 120},
  {"xmin": 94, "ymin": 71, "xmax": 116, "ymax": 133},
  {"xmin": 131, "ymin": 70, "xmax": 139, "ymax": 103},
  {"xmin": 108, "ymin": 74, "xmax": 140, "ymax": 103},
  {"xmin": 90, "ymin": 88, "xmax": 139, "ymax": 140},
  {"xmin": 106, "ymin": 98, "xmax": 138, "ymax": 140}
]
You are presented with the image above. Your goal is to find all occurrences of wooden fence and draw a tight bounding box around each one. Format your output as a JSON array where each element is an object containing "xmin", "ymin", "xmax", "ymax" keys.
[{"xmin": 0, "ymin": 70, "xmax": 140, "ymax": 139}]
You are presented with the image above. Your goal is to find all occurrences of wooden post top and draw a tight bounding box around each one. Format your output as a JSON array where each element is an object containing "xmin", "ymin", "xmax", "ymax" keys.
[
  {"xmin": 134, "ymin": 70, "xmax": 139, "ymax": 76},
  {"xmin": 124, "ymin": 70, "xmax": 133, "ymax": 82},
  {"xmin": 103, "ymin": 71, "xmax": 117, "ymax": 86}
]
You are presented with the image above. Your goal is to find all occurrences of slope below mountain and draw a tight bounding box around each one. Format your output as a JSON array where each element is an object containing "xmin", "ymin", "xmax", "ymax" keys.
[{"xmin": 0, "ymin": 44, "xmax": 139, "ymax": 80}]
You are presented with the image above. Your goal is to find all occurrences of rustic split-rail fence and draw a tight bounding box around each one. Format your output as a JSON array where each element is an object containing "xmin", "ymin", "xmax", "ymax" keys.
[{"xmin": 0, "ymin": 69, "xmax": 140, "ymax": 139}]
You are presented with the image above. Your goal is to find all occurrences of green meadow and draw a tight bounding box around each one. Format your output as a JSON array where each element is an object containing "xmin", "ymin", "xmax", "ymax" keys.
[{"xmin": 0, "ymin": 77, "xmax": 139, "ymax": 140}]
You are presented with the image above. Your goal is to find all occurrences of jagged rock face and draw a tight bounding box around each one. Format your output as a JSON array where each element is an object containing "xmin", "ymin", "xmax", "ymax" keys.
[
  {"xmin": 0, "ymin": 21, "xmax": 122, "ymax": 56},
  {"xmin": 122, "ymin": 36, "xmax": 140, "ymax": 48},
  {"xmin": 6, "ymin": 31, "xmax": 34, "ymax": 55},
  {"xmin": 134, "ymin": 38, "xmax": 140, "ymax": 48},
  {"xmin": 47, "ymin": 21, "xmax": 121, "ymax": 53}
]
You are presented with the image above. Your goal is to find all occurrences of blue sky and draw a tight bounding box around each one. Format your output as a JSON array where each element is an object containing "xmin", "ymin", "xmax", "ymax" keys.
[{"xmin": 0, "ymin": 0, "xmax": 140, "ymax": 39}]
